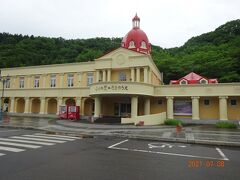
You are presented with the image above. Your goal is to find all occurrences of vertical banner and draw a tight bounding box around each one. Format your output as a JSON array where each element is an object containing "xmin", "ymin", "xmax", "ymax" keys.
[{"xmin": 174, "ymin": 100, "xmax": 192, "ymax": 115}]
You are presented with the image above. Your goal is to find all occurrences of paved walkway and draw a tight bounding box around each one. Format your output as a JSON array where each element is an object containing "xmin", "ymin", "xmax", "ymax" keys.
[{"xmin": 1, "ymin": 116, "xmax": 240, "ymax": 146}]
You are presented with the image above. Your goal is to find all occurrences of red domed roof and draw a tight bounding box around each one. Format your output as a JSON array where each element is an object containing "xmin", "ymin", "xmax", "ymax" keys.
[{"xmin": 121, "ymin": 15, "xmax": 151, "ymax": 54}]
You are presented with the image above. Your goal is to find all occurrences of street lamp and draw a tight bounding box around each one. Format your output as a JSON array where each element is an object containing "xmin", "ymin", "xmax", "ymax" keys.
[{"xmin": 0, "ymin": 74, "xmax": 10, "ymax": 121}]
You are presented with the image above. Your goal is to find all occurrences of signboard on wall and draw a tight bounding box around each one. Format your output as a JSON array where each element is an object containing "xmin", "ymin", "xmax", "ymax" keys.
[{"xmin": 174, "ymin": 100, "xmax": 192, "ymax": 115}]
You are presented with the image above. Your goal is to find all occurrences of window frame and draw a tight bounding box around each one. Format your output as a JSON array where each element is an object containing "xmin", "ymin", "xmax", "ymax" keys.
[
  {"xmin": 204, "ymin": 99, "xmax": 210, "ymax": 106},
  {"xmin": 67, "ymin": 74, "xmax": 74, "ymax": 87},
  {"xmin": 119, "ymin": 72, "xmax": 127, "ymax": 81},
  {"xmin": 50, "ymin": 75, "xmax": 56, "ymax": 88},
  {"xmin": 87, "ymin": 72, "xmax": 93, "ymax": 86},
  {"xmin": 230, "ymin": 99, "xmax": 237, "ymax": 106},
  {"xmin": 34, "ymin": 76, "xmax": 40, "ymax": 88},
  {"xmin": 19, "ymin": 77, "xmax": 24, "ymax": 88}
]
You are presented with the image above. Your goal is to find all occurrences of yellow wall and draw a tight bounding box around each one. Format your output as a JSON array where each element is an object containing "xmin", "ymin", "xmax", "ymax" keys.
[
  {"xmin": 150, "ymin": 97, "xmax": 167, "ymax": 114},
  {"xmin": 16, "ymin": 98, "xmax": 25, "ymax": 113},
  {"xmin": 31, "ymin": 98, "xmax": 40, "ymax": 113},
  {"xmin": 228, "ymin": 97, "xmax": 240, "ymax": 120},
  {"xmin": 111, "ymin": 69, "xmax": 131, "ymax": 82},
  {"xmin": 47, "ymin": 98, "xmax": 57, "ymax": 114},
  {"xmin": 84, "ymin": 98, "xmax": 94, "ymax": 116},
  {"xmin": 200, "ymin": 97, "xmax": 219, "ymax": 120}
]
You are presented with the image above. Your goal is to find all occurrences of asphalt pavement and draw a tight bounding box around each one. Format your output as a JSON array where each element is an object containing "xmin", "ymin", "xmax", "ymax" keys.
[{"xmin": 0, "ymin": 128, "xmax": 240, "ymax": 180}]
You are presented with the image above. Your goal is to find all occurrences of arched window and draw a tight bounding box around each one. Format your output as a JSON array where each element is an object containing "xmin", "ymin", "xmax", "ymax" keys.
[
  {"xmin": 128, "ymin": 41, "xmax": 135, "ymax": 48},
  {"xmin": 200, "ymin": 79, "xmax": 208, "ymax": 84},
  {"xmin": 119, "ymin": 72, "xmax": 126, "ymax": 81},
  {"xmin": 180, "ymin": 80, "xmax": 188, "ymax": 85},
  {"xmin": 141, "ymin": 41, "xmax": 146, "ymax": 49}
]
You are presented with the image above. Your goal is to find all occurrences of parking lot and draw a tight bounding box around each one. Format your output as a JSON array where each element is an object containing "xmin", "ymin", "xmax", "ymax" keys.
[
  {"xmin": 108, "ymin": 139, "xmax": 229, "ymax": 161},
  {"xmin": 0, "ymin": 128, "xmax": 240, "ymax": 180}
]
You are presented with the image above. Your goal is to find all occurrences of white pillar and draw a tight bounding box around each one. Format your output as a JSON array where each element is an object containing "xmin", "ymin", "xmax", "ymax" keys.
[
  {"xmin": 148, "ymin": 70, "xmax": 152, "ymax": 83},
  {"xmin": 107, "ymin": 69, "xmax": 111, "ymax": 82},
  {"xmin": 136, "ymin": 68, "xmax": 140, "ymax": 82},
  {"xmin": 219, "ymin": 96, "xmax": 228, "ymax": 120},
  {"xmin": 102, "ymin": 70, "xmax": 106, "ymax": 82},
  {"xmin": 57, "ymin": 97, "xmax": 63, "ymax": 115},
  {"xmin": 131, "ymin": 68, "xmax": 135, "ymax": 82},
  {"xmin": 24, "ymin": 97, "xmax": 30, "ymax": 114},
  {"xmin": 96, "ymin": 70, "xmax": 100, "ymax": 82},
  {"xmin": 131, "ymin": 96, "xmax": 138, "ymax": 117},
  {"xmin": 166, "ymin": 96, "xmax": 174, "ymax": 119},
  {"xmin": 144, "ymin": 67, "xmax": 148, "ymax": 83},
  {"xmin": 40, "ymin": 97, "xmax": 46, "ymax": 114},
  {"xmin": 191, "ymin": 96, "xmax": 200, "ymax": 120},
  {"xmin": 144, "ymin": 98, "xmax": 150, "ymax": 115},
  {"xmin": 10, "ymin": 97, "xmax": 15, "ymax": 113},
  {"xmin": 94, "ymin": 97, "xmax": 101, "ymax": 117}
]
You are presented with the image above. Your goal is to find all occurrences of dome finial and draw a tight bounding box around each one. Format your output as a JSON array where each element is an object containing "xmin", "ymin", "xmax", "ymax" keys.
[{"xmin": 132, "ymin": 13, "xmax": 140, "ymax": 28}]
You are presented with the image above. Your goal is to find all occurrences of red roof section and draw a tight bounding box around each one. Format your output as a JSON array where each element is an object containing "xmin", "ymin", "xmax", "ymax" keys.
[
  {"xmin": 121, "ymin": 14, "xmax": 151, "ymax": 54},
  {"xmin": 170, "ymin": 72, "xmax": 218, "ymax": 85},
  {"xmin": 183, "ymin": 72, "xmax": 203, "ymax": 81}
]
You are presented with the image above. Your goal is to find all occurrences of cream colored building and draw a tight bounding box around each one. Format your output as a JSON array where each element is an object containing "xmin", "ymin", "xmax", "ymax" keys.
[{"xmin": 0, "ymin": 15, "xmax": 240, "ymax": 125}]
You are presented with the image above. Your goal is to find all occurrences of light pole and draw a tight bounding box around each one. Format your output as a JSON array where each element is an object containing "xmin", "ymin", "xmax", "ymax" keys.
[{"xmin": 0, "ymin": 74, "xmax": 10, "ymax": 121}]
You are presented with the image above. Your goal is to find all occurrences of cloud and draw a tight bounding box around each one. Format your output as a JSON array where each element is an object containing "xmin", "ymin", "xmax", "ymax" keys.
[{"xmin": 0, "ymin": 0, "xmax": 239, "ymax": 48}]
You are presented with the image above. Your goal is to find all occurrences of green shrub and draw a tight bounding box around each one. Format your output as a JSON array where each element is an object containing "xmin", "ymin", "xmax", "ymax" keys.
[
  {"xmin": 164, "ymin": 119, "xmax": 182, "ymax": 126},
  {"xmin": 216, "ymin": 121, "xmax": 237, "ymax": 129}
]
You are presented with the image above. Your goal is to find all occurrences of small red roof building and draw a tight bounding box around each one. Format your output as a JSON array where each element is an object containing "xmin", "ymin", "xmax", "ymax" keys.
[{"xmin": 170, "ymin": 72, "xmax": 218, "ymax": 85}]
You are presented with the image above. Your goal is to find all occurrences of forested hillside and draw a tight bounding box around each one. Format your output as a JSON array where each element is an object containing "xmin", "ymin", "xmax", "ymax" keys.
[
  {"xmin": 0, "ymin": 19, "xmax": 240, "ymax": 83},
  {"xmin": 152, "ymin": 19, "xmax": 240, "ymax": 83}
]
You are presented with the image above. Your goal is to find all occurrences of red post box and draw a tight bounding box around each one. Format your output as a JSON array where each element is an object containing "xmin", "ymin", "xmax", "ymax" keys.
[
  {"xmin": 67, "ymin": 106, "xmax": 80, "ymax": 120},
  {"xmin": 58, "ymin": 105, "xmax": 68, "ymax": 119}
]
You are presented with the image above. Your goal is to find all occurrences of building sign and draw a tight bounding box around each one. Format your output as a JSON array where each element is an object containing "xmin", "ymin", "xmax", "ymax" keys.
[
  {"xmin": 95, "ymin": 85, "xmax": 129, "ymax": 91},
  {"xmin": 174, "ymin": 100, "xmax": 192, "ymax": 115}
]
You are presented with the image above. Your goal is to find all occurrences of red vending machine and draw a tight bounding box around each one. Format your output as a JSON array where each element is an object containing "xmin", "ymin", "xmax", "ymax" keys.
[
  {"xmin": 68, "ymin": 106, "xmax": 80, "ymax": 120},
  {"xmin": 59, "ymin": 105, "xmax": 68, "ymax": 119}
]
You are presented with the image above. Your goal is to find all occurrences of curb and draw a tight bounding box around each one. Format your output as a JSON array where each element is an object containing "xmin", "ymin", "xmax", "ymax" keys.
[
  {"xmin": 1, "ymin": 125, "xmax": 240, "ymax": 147},
  {"xmin": 0, "ymin": 125, "xmax": 94, "ymax": 138}
]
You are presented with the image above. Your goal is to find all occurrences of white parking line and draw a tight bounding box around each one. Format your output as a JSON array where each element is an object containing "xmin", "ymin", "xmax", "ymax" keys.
[
  {"xmin": 0, "ymin": 146, "xmax": 25, "ymax": 152},
  {"xmin": 11, "ymin": 136, "xmax": 66, "ymax": 143},
  {"xmin": 35, "ymin": 133, "xmax": 80, "ymax": 139},
  {"xmin": 216, "ymin": 148, "xmax": 229, "ymax": 161},
  {"xmin": 108, "ymin": 140, "xmax": 229, "ymax": 161},
  {"xmin": 0, "ymin": 141, "xmax": 41, "ymax": 149},
  {"xmin": 0, "ymin": 138, "xmax": 55, "ymax": 146},
  {"xmin": 108, "ymin": 139, "xmax": 129, "ymax": 149},
  {"xmin": 23, "ymin": 135, "xmax": 75, "ymax": 141},
  {"xmin": 0, "ymin": 153, "xmax": 5, "ymax": 156}
]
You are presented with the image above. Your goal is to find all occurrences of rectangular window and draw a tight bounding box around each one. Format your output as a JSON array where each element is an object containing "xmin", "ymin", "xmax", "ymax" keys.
[
  {"xmin": 87, "ymin": 72, "xmax": 93, "ymax": 86},
  {"xmin": 34, "ymin": 76, "xmax": 40, "ymax": 88},
  {"xmin": 68, "ymin": 74, "xmax": 74, "ymax": 87},
  {"xmin": 50, "ymin": 75, "xmax": 56, "ymax": 87},
  {"xmin": 19, "ymin": 77, "xmax": 24, "ymax": 88},
  {"xmin": 158, "ymin": 99, "xmax": 163, "ymax": 105},
  {"xmin": 230, "ymin": 99, "xmax": 237, "ymax": 106},
  {"xmin": 119, "ymin": 72, "xmax": 126, "ymax": 81},
  {"xmin": 204, "ymin": 99, "xmax": 210, "ymax": 106},
  {"xmin": 5, "ymin": 79, "xmax": 10, "ymax": 88}
]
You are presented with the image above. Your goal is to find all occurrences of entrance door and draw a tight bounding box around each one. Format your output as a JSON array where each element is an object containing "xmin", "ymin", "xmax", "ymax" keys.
[{"xmin": 114, "ymin": 103, "xmax": 131, "ymax": 117}]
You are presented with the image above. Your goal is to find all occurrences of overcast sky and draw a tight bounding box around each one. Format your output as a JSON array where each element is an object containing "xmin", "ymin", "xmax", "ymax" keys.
[{"xmin": 0, "ymin": 0, "xmax": 239, "ymax": 48}]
